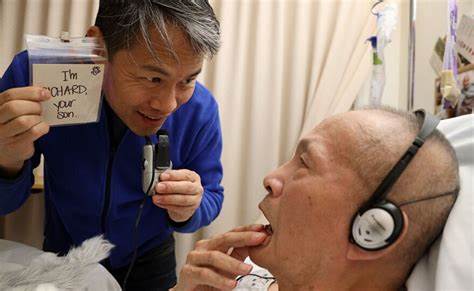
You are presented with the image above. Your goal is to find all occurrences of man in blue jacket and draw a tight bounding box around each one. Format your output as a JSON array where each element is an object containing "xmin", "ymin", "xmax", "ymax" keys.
[{"xmin": 0, "ymin": 1, "xmax": 223, "ymax": 290}]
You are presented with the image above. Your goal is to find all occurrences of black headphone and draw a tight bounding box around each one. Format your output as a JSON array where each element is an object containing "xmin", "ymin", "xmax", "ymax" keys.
[{"xmin": 350, "ymin": 109, "xmax": 441, "ymax": 251}]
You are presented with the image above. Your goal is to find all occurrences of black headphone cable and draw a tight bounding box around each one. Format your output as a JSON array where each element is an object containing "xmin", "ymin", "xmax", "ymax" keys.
[{"xmin": 122, "ymin": 136, "xmax": 156, "ymax": 290}]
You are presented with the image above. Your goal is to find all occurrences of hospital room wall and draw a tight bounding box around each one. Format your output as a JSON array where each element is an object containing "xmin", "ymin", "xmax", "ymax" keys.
[{"xmin": 359, "ymin": 0, "xmax": 474, "ymax": 112}]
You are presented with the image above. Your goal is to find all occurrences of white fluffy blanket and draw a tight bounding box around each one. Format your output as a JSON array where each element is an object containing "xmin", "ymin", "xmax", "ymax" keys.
[{"xmin": 0, "ymin": 236, "xmax": 114, "ymax": 291}]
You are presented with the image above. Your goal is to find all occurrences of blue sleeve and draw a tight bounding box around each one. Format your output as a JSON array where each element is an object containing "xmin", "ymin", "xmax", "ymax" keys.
[
  {"xmin": 0, "ymin": 51, "xmax": 30, "ymax": 90},
  {"xmin": 0, "ymin": 51, "xmax": 40, "ymax": 215},
  {"xmin": 171, "ymin": 103, "xmax": 224, "ymax": 233},
  {"xmin": 0, "ymin": 158, "xmax": 40, "ymax": 215}
]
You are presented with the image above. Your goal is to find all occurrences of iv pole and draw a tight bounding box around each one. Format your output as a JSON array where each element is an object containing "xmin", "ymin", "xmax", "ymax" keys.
[{"xmin": 407, "ymin": 0, "xmax": 416, "ymax": 111}]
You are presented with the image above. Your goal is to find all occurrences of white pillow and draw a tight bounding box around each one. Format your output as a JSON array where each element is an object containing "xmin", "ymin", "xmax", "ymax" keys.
[{"xmin": 407, "ymin": 114, "xmax": 474, "ymax": 291}]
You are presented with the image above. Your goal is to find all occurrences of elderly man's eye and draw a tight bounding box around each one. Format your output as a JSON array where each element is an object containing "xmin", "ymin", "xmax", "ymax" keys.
[{"xmin": 300, "ymin": 156, "xmax": 308, "ymax": 168}]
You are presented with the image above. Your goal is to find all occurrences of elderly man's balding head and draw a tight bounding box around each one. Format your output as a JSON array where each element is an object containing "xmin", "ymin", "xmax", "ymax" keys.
[
  {"xmin": 347, "ymin": 107, "xmax": 459, "ymax": 268},
  {"xmin": 251, "ymin": 107, "xmax": 459, "ymax": 290}
]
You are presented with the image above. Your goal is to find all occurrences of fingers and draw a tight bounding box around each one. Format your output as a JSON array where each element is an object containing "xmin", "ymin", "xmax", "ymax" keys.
[
  {"xmin": 152, "ymin": 169, "xmax": 204, "ymax": 223},
  {"xmin": 155, "ymin": 204, "xmax": 195, "ymax": 214},
  {"xmin": 180, "ymin": 264, "xmax": 237, "ymax": 290},
  {"xmin": 0, "ymin": 100, "xmax": 43, "ymax": 124},
  {"xmin": 0, "ymin": 87, "xmax": 50, "ymax": 169},
  {"xmin": 0, "ymin": 115, "xmax": 44, "ymax": 138},
  {"xmin": 7, "ymin": 121, "xmax": 50, "ymax": 145},
  {"xmin": 152, "ymin": 194, "xmax": 200, "ymax": 207},
  {"xmin": 179, "ymin": 250, "xmax": 253, "ymax": 289},
  {"xmin": 230, "ymin": 224, "xmax": 265, "ymax": 233},
  {"xmin": 160, "ymin": 169, "xmax": 200, "ymax": 183},
  {"xmin": 187, "ymin": 250, "xmax": 252, "ymax": 275},
  {"xmin": 0, "ymin": 87, "xmax": 51, "ymax": 105},
  {"xmin": 195, "ymin": 231, "xmax": 268, "ymax": 253},
  {"xmin": 155, "ymin": 180, "xmax": 203, "ymax": 195},
  {"xmin": 166, "ymin": 209, "xmax": 194, "ymax": 223},
  {"xmin": 175, "ymin": 227, "xmax": 269, "ymax": 290},
  {"xmin": 0, "ymin": 121, "xmax": 49, "ymax": 164}
]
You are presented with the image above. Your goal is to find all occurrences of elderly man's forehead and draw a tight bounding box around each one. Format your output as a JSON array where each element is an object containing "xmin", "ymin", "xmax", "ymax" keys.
[
  {"xmin": 297, "ymin": 115, "xmax": 357, "ymax": 157},
  {"xmin": 301, "ymin": 112, "xmax": 387, "ymax": 158},
  {"xmin": 312, "ymin": 114, "xmax": 361, "ymax": 140},
  {"xmin": 315, "ymin": 110, "xmax": 398, "ymax": 136}
]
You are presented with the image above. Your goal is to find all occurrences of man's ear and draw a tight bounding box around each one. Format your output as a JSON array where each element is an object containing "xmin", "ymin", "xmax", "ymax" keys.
[
  {"xmin": 86, "ymin": 26, "xmax": 103, "ymax": 38},
  {"xmin": 86, "ymin": 26, "xmax": 107, "ymax": 61},
  {"xmin": 346, "ymin": 211, "xmax": 409, "ymax": 261}
]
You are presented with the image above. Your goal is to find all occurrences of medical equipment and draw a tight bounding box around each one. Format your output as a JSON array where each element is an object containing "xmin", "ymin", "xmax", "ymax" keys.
[
  {"xmin": 440, "ymin": 0, "xmax": 461, "ymax": 111},
  {"xmin": 369, "ymin": 1, "xmax": 398, "ymax": 105},
  {"xmin": 235, "ymin": 258, "xmax": 276, "ymax": 290},
  {"xmin": 407, "ymin": 0, "xmax": 416, "ymax": 111},
  {"xmin": 350, "ymin": 109, "xmax": 457, "ymax": 251}
]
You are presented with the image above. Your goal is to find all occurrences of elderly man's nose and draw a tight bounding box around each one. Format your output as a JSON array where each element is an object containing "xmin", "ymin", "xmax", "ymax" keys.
[{"xmin": 263, "ymin": 176, "xmax": 283, "ymax": 197}]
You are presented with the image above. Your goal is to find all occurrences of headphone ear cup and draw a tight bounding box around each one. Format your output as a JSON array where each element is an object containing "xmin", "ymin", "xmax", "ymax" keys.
[{"xmin": 351, "ymin": 202, "xmax": 404, "ymax": 251}]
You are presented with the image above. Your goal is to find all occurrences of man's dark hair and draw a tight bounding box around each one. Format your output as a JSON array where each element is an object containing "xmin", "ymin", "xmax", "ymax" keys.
[{"xmin": 95, "ymin": 0, "xmax": 221, "ymax": 61}]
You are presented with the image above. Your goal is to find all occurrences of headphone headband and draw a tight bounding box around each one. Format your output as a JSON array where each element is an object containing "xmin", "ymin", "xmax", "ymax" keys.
[
  {"xmin": 351, "ymin": 109, "xmax": 442, "ymax": 250},
  {"xmin": 360, "ymin": 109, "xmax": 440, "ymax": 211}
]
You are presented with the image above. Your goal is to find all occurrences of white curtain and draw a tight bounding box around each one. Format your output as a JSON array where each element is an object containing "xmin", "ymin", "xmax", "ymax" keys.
[
  {"xmin": 179, "ymin": 0, "xmax": 375, "ymax": 269},
  {"xmin": 0, "ymin": 0, "xmax": 100, "ymax": 247},
  {"xmin": 0, "ymin": 0, "xmax": 375, "ymax": 272}
]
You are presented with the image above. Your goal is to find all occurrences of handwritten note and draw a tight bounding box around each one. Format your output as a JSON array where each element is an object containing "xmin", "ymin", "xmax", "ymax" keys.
[{"xmin": 32, "ymin": 64, "xmax": 105, "ymax": 126}]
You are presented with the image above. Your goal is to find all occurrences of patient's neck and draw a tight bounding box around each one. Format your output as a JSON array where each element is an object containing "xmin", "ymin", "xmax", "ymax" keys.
[
  {"xmin": 275, "ymin": 280, "xmax": 402, "ymax": 291},
  {"xmin": 274, "ymin": 267, "xmax": 406, "ymax": 291}
]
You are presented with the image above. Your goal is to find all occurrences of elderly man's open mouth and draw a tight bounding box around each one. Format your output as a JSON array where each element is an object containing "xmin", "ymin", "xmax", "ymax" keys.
[{"xmin": 258, "ymin": 204, "xmax": 274, "ymax": 246}]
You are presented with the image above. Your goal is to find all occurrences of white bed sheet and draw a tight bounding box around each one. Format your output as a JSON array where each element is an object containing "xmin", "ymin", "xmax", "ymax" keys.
[{"xmin": 406, "ymin": 113, "xmax": 474, "ymax": 291}]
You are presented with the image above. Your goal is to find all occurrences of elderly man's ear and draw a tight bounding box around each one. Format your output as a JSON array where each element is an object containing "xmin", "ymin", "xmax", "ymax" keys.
[{"xmin": 346, "ymin": 211, "xmax": 409, "ymax": 261}]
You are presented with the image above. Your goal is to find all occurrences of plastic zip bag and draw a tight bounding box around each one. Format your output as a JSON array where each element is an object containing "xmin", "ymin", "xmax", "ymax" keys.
[
  {"xmin": 26, "ymin": 33, "xmax": 107, "ymax": 126},
  {"xmin": 440, "ymin": 0, "xmax": 461, "ymax": 110}
]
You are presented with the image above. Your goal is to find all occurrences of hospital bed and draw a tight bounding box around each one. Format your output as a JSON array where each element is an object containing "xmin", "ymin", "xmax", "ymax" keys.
[{"xmin": 406, "ymin": 113, "xmax": 474, "ymax": 291}]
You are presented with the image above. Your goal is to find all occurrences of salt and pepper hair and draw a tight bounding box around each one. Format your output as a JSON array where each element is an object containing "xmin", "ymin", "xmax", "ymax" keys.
[{"xmin": 95, "ymin": 0, "xmax": 221, "ymax": 61}]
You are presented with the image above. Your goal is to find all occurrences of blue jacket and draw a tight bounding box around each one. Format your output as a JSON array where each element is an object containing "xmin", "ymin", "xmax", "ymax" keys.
[{"xmin": 0, "ymin": 51, "xmax": 224, "ymax": 268}]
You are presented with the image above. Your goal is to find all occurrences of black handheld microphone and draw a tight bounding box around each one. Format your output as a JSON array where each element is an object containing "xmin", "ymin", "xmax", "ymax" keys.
[
  {"xmin": 124, "ymin": 130, "xmax": 173, "ymax": 289},
  {"xmin": 142, "ymin": 130, "xmax": 172, "ymax": 196}
]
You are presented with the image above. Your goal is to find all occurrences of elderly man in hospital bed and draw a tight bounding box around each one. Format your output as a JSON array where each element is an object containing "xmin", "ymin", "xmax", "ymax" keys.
[{"xmin": 171, "ymin": 107, "xmax": 471, "ymax": 291}]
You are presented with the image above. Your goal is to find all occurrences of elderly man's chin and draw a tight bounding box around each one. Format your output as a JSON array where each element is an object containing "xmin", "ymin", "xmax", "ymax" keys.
[{"xmin": 248, "ymin": 237, "xmax": 273, "ymax": 267}]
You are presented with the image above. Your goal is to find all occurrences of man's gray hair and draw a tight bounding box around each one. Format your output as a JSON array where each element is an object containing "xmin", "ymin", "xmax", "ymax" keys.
[{"xmin": 95, "ymin": 0, "xmax": 221, "ymax": 61}]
